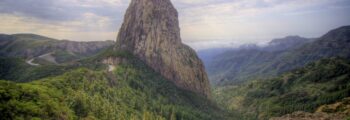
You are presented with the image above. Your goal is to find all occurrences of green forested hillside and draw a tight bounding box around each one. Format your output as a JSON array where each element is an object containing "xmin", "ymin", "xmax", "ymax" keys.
[
  {"xmin": 208, "ymin": 26, "xmax": 350, "ymax": 86},
  {"xmin": 0, "ymin": 51, "xmax": 234, "ymax": 120},
  {"xmin": 0, "ymin": 57, "xmax": 77, "ymax": 82},
  {"xmin": 270, "ymin": 97, "xmax": 350, "ymax": 120},
  {"xmin": 208, "ymin": 49, "xmax": 283, "ymax": 85},
  {"xmin": 214, "ymin": 58, "xmax": 350, "ymax": 119},
  {"xmin": 0, "ymin": 34, "xmax": 114, "ymax": 64}
]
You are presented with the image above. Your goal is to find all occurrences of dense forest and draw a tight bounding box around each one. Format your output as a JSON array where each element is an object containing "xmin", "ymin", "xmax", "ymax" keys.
[
  {"xmin": 214, "ymin": 58, "xmax": 350, "ymax": 119},
  {"xmin": 1, "ymin": 0, "xmax": 350, "ymax": 118},
  {"xmin": 1, "ymin": 26, "xmax": 350, "ymax": 119},
  {"xmin": 0, "ymin": 50, "xmax": 234, "ymax": 120}
]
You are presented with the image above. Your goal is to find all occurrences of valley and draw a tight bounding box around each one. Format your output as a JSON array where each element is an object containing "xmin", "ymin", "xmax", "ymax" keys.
[
  {"xmin": 0, "ymin": 0, "xmax": 350, "ymax": 120},
  {"xmin": 0, "ymin": 50, "xmax": 231, "ymax": 119},
  {"xmin": 202, "ymin": 26, "xmax": 350, "ymax": 119},
  {"xmin": 1, "ymin": 27, "xmax": 349, "ymax": 120},
  {"xmin": 205, "ymin": 26, "xmax": 350, "ymax": 86}
]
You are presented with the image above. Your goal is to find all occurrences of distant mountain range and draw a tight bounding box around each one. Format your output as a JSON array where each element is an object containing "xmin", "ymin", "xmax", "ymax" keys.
[
  {"xmin": 197, "ymin": 48, "xmax": 234, "ymax": 66},
  {"xmin": 0, "ymin": 33, "xmax": 114, "ymax": 64},
  {"xmin": 197, "ymin": 36, "xmax": 314, "ymax": 71},
  {"xmin": 264, "ymin": 36, "xmax": 315, "ymax": 52},
  {"xmin": 207, "ymin": 26, "xmax": 350, "ymax": 86}
]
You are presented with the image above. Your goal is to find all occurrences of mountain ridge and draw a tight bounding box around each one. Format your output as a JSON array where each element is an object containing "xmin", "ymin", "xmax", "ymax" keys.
[
  {"xmin": 208, "ymin": 25, "xmax": 350, "ymax": 86},
  {"xmin": 0, "ymin": 33, "xmax": 114, "ymax": 64}
]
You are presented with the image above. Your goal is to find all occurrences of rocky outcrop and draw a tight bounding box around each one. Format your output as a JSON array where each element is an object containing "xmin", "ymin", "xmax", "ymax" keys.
[{"xmin": 115, "ymin": 0, "xmax": 211, "ymax": 97}]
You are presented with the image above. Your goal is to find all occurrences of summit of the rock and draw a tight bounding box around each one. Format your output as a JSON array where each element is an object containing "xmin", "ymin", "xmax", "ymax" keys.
[{"xmin": 115, "ymin": 0, "xmax": 211, "ymax": 97}]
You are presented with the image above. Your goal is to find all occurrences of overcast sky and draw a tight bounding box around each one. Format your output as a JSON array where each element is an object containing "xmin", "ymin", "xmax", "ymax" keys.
[{"xmin": 0, "ymin": 0, "xmax": 349, "ymax": 50}]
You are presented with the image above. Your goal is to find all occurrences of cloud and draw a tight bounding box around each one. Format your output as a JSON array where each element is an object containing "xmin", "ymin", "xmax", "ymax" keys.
[
  {"xmin": 0, "ymin": 0, "xmax": 128, "ymax": 22},
  {"xmin": 176, "ymin": 0, "xmax": 350, "ymax": 41},
  {"xmin": 67, "ymin": 0, "xmax": 125, "ymax": 7},
  {"xmin": 0, "ymin": 0, "xmax": 349, "ymax": 47},
  {"xmin": 0, "ymin": 0, "xmax": 128, "ymax": 41},
  {"xmin": 0, "ymin": 13, "xmax": 117, "ymax": 41},
  {"xmin": 185, "ymin": 40, "xmax": 242, "ymax": 51},
  {"xmin": 0, "ymin": 0, "xmax": 78, "ymax": 21}
]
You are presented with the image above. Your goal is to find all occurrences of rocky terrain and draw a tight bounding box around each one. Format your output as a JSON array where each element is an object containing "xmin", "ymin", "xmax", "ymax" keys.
[{"xmin": 114, "ymin": 0, "xmax": 210, "ymax": 97}]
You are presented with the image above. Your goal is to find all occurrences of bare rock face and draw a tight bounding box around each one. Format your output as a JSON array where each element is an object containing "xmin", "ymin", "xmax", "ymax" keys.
[{"xmin": 115, "ymin": 0, "xmax": 211, "ymax": 97}]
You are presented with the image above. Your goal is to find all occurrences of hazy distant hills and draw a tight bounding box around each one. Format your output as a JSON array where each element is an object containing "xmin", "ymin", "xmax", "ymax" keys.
[
  {"xmin": 206, "ymin": 36, "xmax": 314, "ymax": 85},
  {"xmin": 264, "ymin": 36, "xmax": 315, "ymax": 52},
  {"xmin": 207, "ymin": 26, "xmax": 350, "ymax": 86},
  {"xmin": 0, "ymin": 34, "xmax": 114, "ymax": 64},
  {"xmin": 197, "ymin": 36, "xmax": 313, "ymax": 64},
  {"xmin": 197, "ymin": 48, "xmax": 233, "ymax": 67}
]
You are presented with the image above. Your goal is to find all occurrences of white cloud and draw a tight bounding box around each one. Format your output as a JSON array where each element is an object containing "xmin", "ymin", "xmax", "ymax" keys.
[
  {"xmin": 0, "ymin": 0, "xmax": 349, "ymax": 49},
  {"xmin": 65, "ymin": 0, "xmax": 127, "ymax": 7},
  {"xmin": 185, "ymin": 40, "xmax": 241, "ymax": 51},
  {"xmin": 174, "ymin": 0, "xmax": 214, "ymax": 4},
  {"xmin": 0, "ymin": 13, "xmax": 117, "ymax": 41},
  {"xmin": 176, "ymin": 0, "xmax": 350, "ymax": 43}
]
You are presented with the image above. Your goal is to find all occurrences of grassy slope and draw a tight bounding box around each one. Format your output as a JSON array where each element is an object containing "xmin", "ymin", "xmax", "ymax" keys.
[
  {"xmin": 0, "ymin": 50, "xmax": 236, "ymax": 120},
  {"xmin": 214, "ymin": 58, "xmax": 350, "ymax": 119}
]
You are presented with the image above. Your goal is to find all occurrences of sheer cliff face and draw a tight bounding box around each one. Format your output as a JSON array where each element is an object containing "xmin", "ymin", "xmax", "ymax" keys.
[{"xmin": 115, "ymin": 0, "xmax": 211, "ymax": 97}]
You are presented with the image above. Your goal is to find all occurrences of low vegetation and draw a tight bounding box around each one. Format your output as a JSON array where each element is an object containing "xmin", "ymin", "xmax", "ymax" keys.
[
  {"xmin": 0, "ymin": 57, "xmax": 76, "ymax": 82},
  {"xmin": 0, "ymin": 51, "xmax": 234, "ymax": 120},
  {"xmin": 214, "ymin": 58, "xmax": 350, "ymax": 119}
]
